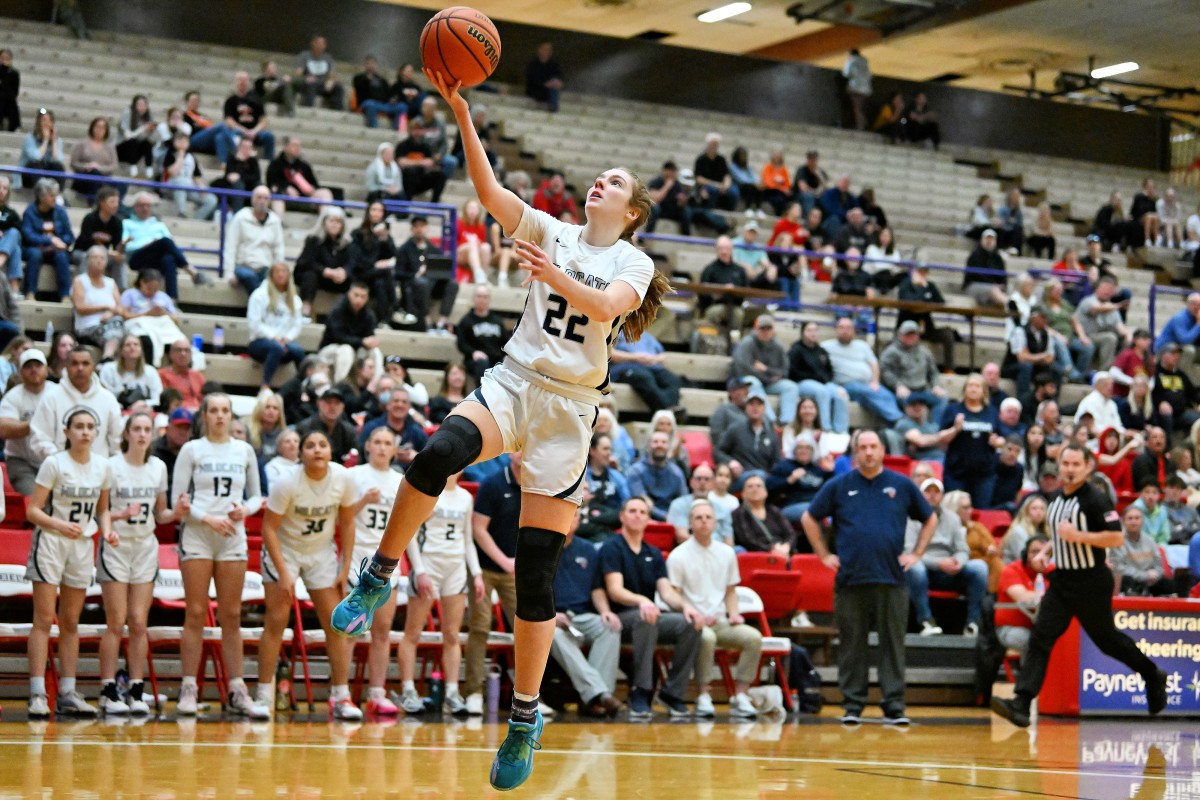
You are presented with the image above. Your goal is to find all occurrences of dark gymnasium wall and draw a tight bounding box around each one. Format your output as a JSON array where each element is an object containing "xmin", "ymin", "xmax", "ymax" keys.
[{"xmin": 6, "ymin": 0, "xmax": 1170, "ymax": 171}]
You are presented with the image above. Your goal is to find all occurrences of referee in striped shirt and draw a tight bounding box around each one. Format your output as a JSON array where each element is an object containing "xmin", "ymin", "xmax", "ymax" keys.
[{"xmin": 992, "ymin": 444, "xmax": 1168, "ymax": 727}]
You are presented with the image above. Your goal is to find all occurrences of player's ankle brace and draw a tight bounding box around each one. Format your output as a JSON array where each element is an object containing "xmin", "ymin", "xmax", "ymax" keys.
[
  {"xmin": 405, "ymin": 415, "xmax": 483, "ymax": 497},
  {"xmin": 514, "ymin": 527, "xmax": 566, "ymax": 622}
]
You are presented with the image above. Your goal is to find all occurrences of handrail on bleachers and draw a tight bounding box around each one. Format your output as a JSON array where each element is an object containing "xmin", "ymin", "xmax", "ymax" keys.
[
  {"xmin": 1, "ymin": 164, "xmax": 459, "ymax": 277},
  {"xmin": 1148, "ymin": 283, "xmax": 1193, "ymax": 340}
]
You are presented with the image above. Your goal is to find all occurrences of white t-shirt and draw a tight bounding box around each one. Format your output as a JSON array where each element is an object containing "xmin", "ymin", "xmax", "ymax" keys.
[
  {"xmin": 265, "ymin": 456, "xmax": 300, "ymax": 489},
  {"xmin": 173, "ymin": 438, "xmax": 263, "ymax": 536},
  {"xmin": 266, "ymin": 462, "xmax": 356, "ymax": 555},
  {"xmin": 35, "ymin": 450, "xmax": 112, "ymax": 539},
  {"xmin": 506, "ymin": 205, "xmax": 655, "ymax": 396},
  {"xmin": 108, "ymin": 455, "xmax": 168, "ymax": 541},
  {"xmin": 666, "ymin": 537, "xmax": 740, "ymax": 621},
  {"xmin": 0, "ymin": 383, "xmax": 48, "ymax": 464},
  {"xmin": 350, "ymin": 464, "xmax": 403, "ymax": 551}
]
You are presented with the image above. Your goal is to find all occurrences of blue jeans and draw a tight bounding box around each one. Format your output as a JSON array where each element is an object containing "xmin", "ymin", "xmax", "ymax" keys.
[
  {"xmin": 0, "ymin": 319, "xmax": 19, "ymax": 351},
  {"xmin": 23, "ymin": 247, "xmax": 71, "ymax": 298},
  {"xmin": 360, "ymin": 100, "xmax": 408, "ymax": 128},
  {"xmin": 235, "ymin": 265, "xmax": 268, "ymax": 294},
  {"xmin": 944, "ymin": 469, "xmax": 996, "ymax": 511},
  {"xmin": 0, "ymin": 228, "xmax": 22, "ymax": 282},
  {"xmin": 841, "ymin": 381, "xmax": 902, "ymax": 424},
  {"xmin": 796, "ymin": 379, "xmax": 850, "ymax": 433},
  {"xmin": 905, "ymin": 559, "xmax": 989, "ymax": 626},
  {"xmin": 128, "ymin": 238, "xmax": 189, "ymax": 298},
  {"xmin": 781, "ymin": 502, "xmax": 810, "ymax": 522},
  {"xmin": 190, "ymin": 124, "xmax": 238, "ymax": 163},
  {"xmin": 742, "ymin": 376, "xmax": 800, "ymax": 425},
  {"xmin": 250, "ymin": 130, "xmax": 275, "ymax": 161},
  {"xmin": 248, "ymin": 338, "xmax": 306, "ymax": 385}
]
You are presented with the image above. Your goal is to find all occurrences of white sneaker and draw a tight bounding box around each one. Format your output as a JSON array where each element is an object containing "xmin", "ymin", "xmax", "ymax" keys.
[
  {"xmin": 498, "ymin": 273, "xmax": 509, "ymax": 288},
  {"xmin": 443, "ymin": 692, "xmax": 468, "ymax": 716},
  {"xmin": 227, "ymin": 687, "xmax": 271, "ymax": 720},
  {"xmin": 127, "ymin": 696, "xmax": 151, "ymax": 715},
  {"xmin": 28, "ymin": 694, "xmax": 50, "ymax": 718},
  {"xmin": 331, "ymin": 696, "xmax": 363, "ymax": 721},
  {"xmin": 792, "ymin": 611, "xmax": 815, "ymax": 628},
  {"xmin": 964, "ymin": 622, "xmax": 979, "ymax": 637},
  {"xmin": 56, "ymin": 691, "xmax": 98, "ymax": 716},
  {"xmin": 398, "ymin": 688, "xmax": 424, "ymax": 715},
  {"xmin": 98, "ymin": 693, "xmax": 130, "ymax": 715},
  {"xmin": 729, "ymin": 693, "xmax": 758, "ymax": 719},
  {"xmin": 920, "ymin": 620, "xmax": 943, "ymax": 636},
  {"xmin": 465, "ymin": 692, "xmax": 483, "ymax": 716},
  {"xmin": 694, "ymin": 693, "xmax": 715, "ymax": 718},
  {"xmin": 176, "ymin": 683, "xmax": 199, "ymax": 716},
  {"xmin": 537, "ymin": 701, "xmax": 556, "ymax": 718}
]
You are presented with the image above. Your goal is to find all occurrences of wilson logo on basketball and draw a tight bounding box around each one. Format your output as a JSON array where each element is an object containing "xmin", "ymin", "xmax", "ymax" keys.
[{"xmin": 466, "ymin": 26, "xmax": 499, "ymax": 67}]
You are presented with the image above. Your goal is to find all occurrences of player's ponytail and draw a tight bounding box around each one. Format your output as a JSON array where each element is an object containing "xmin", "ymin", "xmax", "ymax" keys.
[
  {"xmin": 621, "ymin": 269, "xmax": 672, "ymax": 343},
  {"xmin": 618, "ymin": 167, "xmax": 652, "ymax": 242}
]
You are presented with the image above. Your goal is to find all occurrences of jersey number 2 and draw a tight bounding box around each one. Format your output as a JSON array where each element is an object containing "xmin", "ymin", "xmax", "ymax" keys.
[{"xmin": 542, "ymin": 293, "xmax": 588, "ymax": 343}]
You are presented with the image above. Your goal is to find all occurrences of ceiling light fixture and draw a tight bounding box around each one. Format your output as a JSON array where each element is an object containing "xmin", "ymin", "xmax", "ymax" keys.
[
  {"xmin": 1090, "ymin": 62, "xmax": 1139, "ymax": 80},
  {"xmin": 697, "ymin": 2, "xmax": 751, "ymax": 23}
]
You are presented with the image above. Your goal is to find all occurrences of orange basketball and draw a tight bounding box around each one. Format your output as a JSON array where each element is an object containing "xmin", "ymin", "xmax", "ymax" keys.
[{"xmin": 420, "ymin": 6, "xmax": 501, "ymax": 88}]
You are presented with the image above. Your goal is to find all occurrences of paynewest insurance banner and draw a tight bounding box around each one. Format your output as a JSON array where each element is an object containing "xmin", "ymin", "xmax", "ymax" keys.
[{"xmin": 1079, "ymin": 608, "xmax": 1200, "ymax": 715}]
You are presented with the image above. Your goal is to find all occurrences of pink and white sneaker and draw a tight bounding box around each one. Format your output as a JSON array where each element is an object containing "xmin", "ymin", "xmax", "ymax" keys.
[{"xmin": 366, "ymin": 693, "xmax": 399, "ymax": 717}]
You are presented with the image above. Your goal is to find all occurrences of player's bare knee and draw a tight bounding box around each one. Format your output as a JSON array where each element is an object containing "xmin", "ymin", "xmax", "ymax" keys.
[
  {"xmin": 514, "ymin": 527, "xmax": 566, "ymax": 622},
  {"xmin": 406, "ymin": 415, "xmax": 484, "ymax": 497}
]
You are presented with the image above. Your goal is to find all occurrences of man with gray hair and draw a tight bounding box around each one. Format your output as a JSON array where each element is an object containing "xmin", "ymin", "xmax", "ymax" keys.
[
  {"xmin": 733, "ymin": 314, "xmax": 800, "ymax": 424},
  {"xmin": 880, "ymin": 320, "xmax": 948, "ymax": 422},
  {"xmin": 222, "ymin": 70, "xmax": 275, "ymax": 160},
  {"xmin": 1074, "ymin": 371, "xmax": 1124, "ymax": 433},
  {"xmin": 1075, "ymin": 276, "xmax": 1131, "ymax": 370},
  {"xmin": 20, "ymin": 177, "xmax": 73, "ymax": 299},
  {"xmin": 224, "ymin": 185, "xmax": 285, "ymax": 294},
  {"xmin": 693, "ymin": 132, "xmax": 737, "ymax": 211}
]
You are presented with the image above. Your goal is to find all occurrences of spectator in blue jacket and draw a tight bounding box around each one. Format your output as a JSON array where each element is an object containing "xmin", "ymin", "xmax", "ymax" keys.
[
  {"xmin": 626, "ymin": 430, "xmax": 687, "ymax": 521},
  {"xmin": 1155, "ymin": 293, "xmax": 1200, "ymax": 355},
  {"xmin": 611, "ymin": 330, "xmax": 683, "ymax": 416},
  {"xmin": 20, "ymin": 178, "xmax": 73, "ymax": 298},
  {"xmin": 819, "ymin": 175, "xmax": 859, "ymax": 239}
]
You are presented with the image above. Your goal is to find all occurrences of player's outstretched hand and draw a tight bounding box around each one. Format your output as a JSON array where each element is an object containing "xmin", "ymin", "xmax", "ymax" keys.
[
  {"xmin": 515, "ymin": 239, "xmax": 556, "ymax": 288},
  {"xmin": 423, "ymin": 69, "xmax": 467, "ymax": 117}
]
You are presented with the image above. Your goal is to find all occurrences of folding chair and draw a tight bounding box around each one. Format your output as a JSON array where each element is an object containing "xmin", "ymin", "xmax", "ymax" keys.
[
  {"xmin": 643, "ymin": 522, "xmax": 676, "ymax": 555},
  {"xmin": 711, "ymin": 586, "xmax": 796, "ymax": 708}
]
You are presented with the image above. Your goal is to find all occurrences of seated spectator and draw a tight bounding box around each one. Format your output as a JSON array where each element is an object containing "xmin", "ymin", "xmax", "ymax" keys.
[
  {"xmin": 1075, "ymin": 371, "xmax": 1125, "ymax": 433},
  {"xmin": 785, "ymin": 321, "xmax": 850, "ymax": 435},
  {"xmin": 1026, "ymin": 202, "xmax": 1056, "ymax": 259},
  {"xmin": 183, "ymin": 89, "xmax": 241, "ymax": 165},
  {"xmin": 395, "ymin": 118, "xmax": 449, "ymax": 204},
  {"xmin": 902, "ymin": 92, "xmax": 940, "ymax": 148},
  {"xmin": 0, "ymin": 48, "xmax": 15, "ymax": 128},
  {"xmin": 99, "ymin": 333, "xmax": 162, "ymax": 409},
  {"xmin": 399, "ymin": 215, "xmax": 458, "ymax": 331},
  {"xmin": 1131, "ymin": 426, "xmax": 1170, "ymax": 491},
  {"xmin": 611, "ymin": 330, "xmax": 683, "ymax": 416},
  {"xmin": 1096, "ymin": 426, "xmax": 1140, "ymax": 495},
  {"xmin": 381, "ymin": 356, "xmax": 430, "ymax": 413},
  {"xmin": 489, "ymin": 172, "xmax": 530, "ymax": 286},
  {"xmin": 318, "ymin": 282, "xmax": 381, "ymax": 384},
  {"xmin": 823, "ymin": 316, "xmax": 903, "ymax": 425},
  {"xmin": 626, "ymin": 431, "xmax": 688, "ymax": 521},
  {"xmin": 709, "ymin": 463, "xmax": 740, "ymax": 515},
  {"xmin": 455, "ymin": 199, "xmax": 492, "ymax": 285},
  {"xmin": 1110, "ymin": 329, "xmax": 1154, "ymax": 398},
  {"xmin": 880, "ymin": 321, "xmax": 948, "ymax": 421},
  {"xmin": 668, "ymin": 499, "xmax": 762, "ymax": 719},
  {"xmin": 1186, "ymin": 202, "xmax": 1200, "ymax": 254},
  {"xmin": 294, "ymin": 206, "xmax": 352, "ymax": 318},
  {"xmin": 266, "ymin": 137, "xmax": 335, "ymax": 216},
  {"xmin": 1112, "ymin": 505, "xmax": 1174, "ymax": 596},
  {"xmin": 995, "ymin": 535, "xmax": 1050, "ymax": 663},
  {"xmin": 873, "ymin": 92, "xmax": 905, "ymax": 142},
  {"xmin": 905, "ymin": 485, "xmax": 989, "ymax": 636},
  {"xmin": 247, "ymin": 262, "xmax": 305, "ymax": 395},
  {"xmin": 72, "ymin": 245, "xmax": 126, "ymax": 360},
  {"xmin": 531, "ymin": 171, "xmax": 578, "ymax": 223},
  {"xmin": 768, "ymin": 435, "xmax": 831, "ymax": 521},
  {"xmin": 158, "ymin": 337, "xmax": 204, "ymax": 412},
  {"xmin": 451, "ymin": 103, "xmax": 500, "ymax": 172},
  {"xmin": 525, "ymin": 42, "xmax": 564, "ymax": 112},
  {"xmin": 336, "ymin": 354, "xmax": 381, "ymax": 419},
  {"xmin": 20, "ymin": 178, "xmax": 73, "ymax": 299},
  {"xmin": 209, "ymin": 135, "xmax": 262, "ymax": 212},
  {"xmin": 365, "ymin": 143, "xmax": 404, "ymax": 205},
  {"xmin": 1001, "ymin": 492, "xmax": 1049, "ymax": 563},
  {"xmin": 992, "ymin": 435, "xmax": 1025, "ymax": 512},
  {"xmin": 600, "ymin": 497, "xmax": 703, "ymax": 718},
  {"xmin": 963, "ymin": 229, "xmax": 1007, "ymax": 307},
  {"xmin": 225, "ymin": 186, "xmax": 285, "ymax": 294},
  {"xmin": 818, "ymin": 175, "xmax": 857, "ymax": 239},
  {"xmin": 153, "ymin": 105, "xmax": 191, "ymax": 169},
  {"xmin": 296, "ymin": 386, "xmax": 358, "ymax": 463},
  {"xmin": 895, "ymin": 394, "xmax": 943, "ymax": 463},
  {"xmin": 390, "ymin": 63, "xmax": 426, "ymax": 119},
  {"xmin": 1118, "ymin": 375, "xmax": 1159, "ymax": 432},
  {"xmin": 456, "ymin": 284, "xmax": 508, "ymax": 382},
  {"xmin": 278, "ymin": 355, "xmax": 327, "ymax": 424},
  {"xmin": 19, "ymin": 108, "xmax": 65, "ymax": 188},
  {"xmin": 1092, "ymin": 190, "xmax": 1132, "ymax": 251},
  {"xmin": 707, "ymin": 380, "xmax": 750, "ymax": 462},
  {"xmin": 940, "ymin": 372, "xmax": 1003, "ymax": 506},
  {"xmin": 253, "ymin": 60, "xmax": 296, "ymax": 117},
  {"xmin": 727, "ymin": 146, "xmax": 758, "ymax": 212},
  {"xmin": 162, "ymin": 131, "xmax": 217, "ymax": 219},
  {"xmin": 353, "ymin": 56, "xmax": 392, "ymax": 127},
  {"xmin": 1041, "ymin": 278, "xmax": 1092, "ymax": 381},
  {"xmin": 693, "ymin": 133, "xmax": 737, "ymax": 211},
  {"xmin": 223, "ymin": 70, "xmax": 275, "ymax": 161},
  {"xmin": 358, "ymin": 388, "xmax": 427, "ymax": 466},
  {"xmin": 295, "ymin": 35, "xmax": 345, "ymax": 109},
  {"xmin": 863, "ymin": 226, "xmax": 899, "ymax": 292},
  {"xmin": 119, "ymin": 268, "xmax": 185, "ymax": 366},
  {"xmin": 418, "ymin": 362, "xmax": 465, "ymax": 425},
  {"xmin": 348, "ymin": 200, "xmax": 403, "ymax": 324},
  {"xmin": 831, "ymin": 247, "xmax": 874, "ymax": 300},
  {"xmin": 116, "ymin": 94, "xmax": 156, "ymax": 178},
  {"xmin": 1163, "ymin": 475, "xmax": 1200, "ymax": 543},
  {"xmin": 264, "ymin": 428, "xmax": 300, "ymax": 488},
  {"xmin": 1006, "ymin": 273, "xmax": 1039, "ymax": 330},
  {"xmin": 72, "ymin": 186, "xmax": 127, "ymax": 289},
  {"xmin": 732, "ymin": 219, "xmax": 772, "ymax": 279},
  {"xmin": 758, "ymin": 148, "xmax": 791, "ymax": 216},
  {"xmin": 69, "ymin": 116, "xmax": 121, "ymax": 202},
  {"xmin": 29, "ymin": 345, "xmax": 122, "ymax": 460},
  {"xmin": 715, "ymin": 390, "xmax": 779, "ymax": 485},
  {"xmin": 859, "ymin": 187, "xmax": 888, "ymax": 231},
  {"xmin": 595, "ymin": 405, "xmax": 635, "ymax": 470},
  {"xmin": 734, "ymin": 315, "xmax": 799, "ymax": 425},
  {"xmin": 1132, "ymin": 481, "xmax": 1171, "ymax": 545},
  {"xmin": 123, "ymin": 192, "xmax": 208, "ymax": 298},
  {"xmin": 834, "ymin": 208, "xmax": 876, "ymax": 255},
  {"xmin": 664, "ymin": 463, "xmax": 729, "ymax": 543},
  {"xmin": 1003, "ymin": 305, "xmax": 1061, "ymax": 399},
  {"xmin": 1075, "ymin": 276, "xmax": 1130, "ymax": 369},
  {"xmin": 895, "ymin": 263, "xmax": 956, "ymax": 370},
  {"xmin": 550, "ymin": 514, "xmax": 623, "ymax": 717},
  {"xmin": 1157, "ymin": 341, "xmax": 1200, "ymax": 433},
  {"xmin": 46, "ymin": 330, "xmax": 75, "ymax": 383},
  {"xmin": 792, "ymin": 150, "xmax": 828, "ymax": 214},
  {"xmin": 412, "ymin": 95, "xmax": 460, "ymax": 172},
  {"xmin": 697, "ymin": 236, "xmax": 748, "ymax": 329},
  {"xmin": 1154, "ymin": 292, "xmax": 1200, "ymax": 355},
  {"xmin": 1019, "ymin": 372, "xmax": 1058, "ymax": 426},
  {"xmin": 0, "ymin": 348, "xmax": 52, "ymax": 494},
  {"xmin": 998, "ymin": 188, "xmax": 1025, "ymax": 254},
  {"xmin": 0, "ymin": 175, "xmax": 21, "ymax": 296},
  {"xmin": 582, "ymin": 432, "xmax": 631, "ymax": 543},
  {"xmin": 997, "ymin": 397, "xmax": 1027, "ymax": 439},
  {"xmin": 247, "ymin": 391, "xmax": 287, "ymax": 463},
  {"xmin": 0, "ymin": 334, "xmax": 29, "ymax": 386},
  {"xmin": 1130, "ymin": 179, "xmax": 1160, "ymax": 248}
]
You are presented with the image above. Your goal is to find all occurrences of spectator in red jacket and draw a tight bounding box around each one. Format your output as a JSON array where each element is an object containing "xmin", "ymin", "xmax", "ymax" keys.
[{"xmin": 532, "ymin": 171, "xmax": 577, "ymax": 222}]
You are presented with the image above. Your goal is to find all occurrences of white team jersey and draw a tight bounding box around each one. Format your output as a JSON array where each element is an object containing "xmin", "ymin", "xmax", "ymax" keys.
[
  {"xmin": 416, "ymin": 485, "xmax": 474, "ymax": 557},
  {"xmin": 173, "ymin": 438, "xmax": 263, "ymax": 536},
  {"xmin": 108, "ymin": 455, "xmax": 168, "ymax": 542},
  {"xmin": 506, "ymin": 205, "xmax": 655, "ymax": 395},
  {"xmin": 35, "ymin": 451, "xmax": 112, "ymax": 539},
  {"xmin": 350, "ymin": 464, "xmax": 403, "ymax": 551},
  {"xmin": 267, "ymin": 462, "xmax": 356, "ymax": 554}
]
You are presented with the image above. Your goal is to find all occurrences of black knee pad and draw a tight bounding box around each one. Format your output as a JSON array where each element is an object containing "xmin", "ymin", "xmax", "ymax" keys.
[
  {"xmin": 405, "ymin": 415, "xmax": 483, "ymax": 497},
  {"xmin": 514, "ymin": 527, "xmax": 566, "ymax": 622}
]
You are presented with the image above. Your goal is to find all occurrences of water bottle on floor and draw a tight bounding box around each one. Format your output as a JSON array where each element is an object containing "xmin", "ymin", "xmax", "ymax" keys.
[{"xmin": 485, "ymin": 665, "xmax": 501, "ymax": 714}]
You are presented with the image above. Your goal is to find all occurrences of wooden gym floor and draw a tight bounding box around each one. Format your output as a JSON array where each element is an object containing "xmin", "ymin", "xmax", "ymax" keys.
[{"xmin": 0, "ymin": 707, "xmax": 1194, "ymax": 799}]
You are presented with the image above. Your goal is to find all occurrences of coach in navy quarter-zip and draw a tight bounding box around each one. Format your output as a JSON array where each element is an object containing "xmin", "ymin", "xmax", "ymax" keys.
[{"xmin": 801, "ymin": 430, "xmax": 935, "ymax": 725}]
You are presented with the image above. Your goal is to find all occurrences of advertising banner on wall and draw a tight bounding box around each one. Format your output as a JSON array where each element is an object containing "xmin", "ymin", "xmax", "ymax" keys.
[{"xmin": 1078, "ymin": 607, "xmax": 1200, "ymax": 715}]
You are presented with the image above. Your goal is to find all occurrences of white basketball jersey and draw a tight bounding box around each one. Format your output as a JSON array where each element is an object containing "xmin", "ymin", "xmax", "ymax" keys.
[
  {"xmin": 350, "ymin": 464, "xmax": 403, "ymax": 551},
  {"xmin": 108, "ymin": 455, "xmax": 168, "ymax": 542},
  {"xmin": 506, "ymin": 205, "xmax": 655, "ymax": 394},
  {"xmin": 416, "ymin": 485, "xmax": 474, "ymax": 558},
  {"xmin": 35, "ymin": 451, "xmax": 112, "ymax": 538},
  {"xmin": 267, "ymin": 462, "xmax": 356, "ymax": 554},
  {"xmin": 173, "ymin": 438, "xmax": 262, "ymax": 536}
]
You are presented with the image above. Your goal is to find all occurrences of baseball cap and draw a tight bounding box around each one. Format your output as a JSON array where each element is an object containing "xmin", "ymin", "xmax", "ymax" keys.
[
  {"xmin": 1086, "ymin": 234, "xmax": 1102, "ymax": 243},
  {"xmin": 741, "ymin": 219, "xmax": 759, "ymax": 232},
  {"xmin": 981, "ymin": 228, "xmax": 997, "ymax": 239},
  {"xmin": 677, "ymin": 169, "xmax": 696, "ymax": 187},
  {"xmin": 726, "ymin": 376, "xmax": 752, "ymax": 391},
  {"xmin": 746, "ymin": 389, "xmax": 768, "ymax": 404},
  {"xmin": 1040, "ymin": 462, "xmax": 1059, "ymax": 478},
  {"xmin": 169, "ymin": 408, "xmax": 194, "ymax": 426},
  {"xmin": 920, "ymin": 477, "xmax": 944, "ymax": 492},
  {"xmin": 898, "ymin": 320, "xmax": 921, "ymax": 335},
  {"xmin": 904, "ymin": 393, "xmax": 930, "ymax": 406},
  {"xmin": 318, "ymin": 386, "xmax": 347, "ymax": 403},
  {"xmin": 1029, "ymin": 304, "xmax": 1047, "ymax": 318},
  {"xmin": 1160, "ymin": 342, "xmax": 1182, "ymax": 354},
  {"xmin": 755, "ymin": 314, "xmax": 775, "ymax": 329},
  {"xmin": 19, "ymin": 349, "xmax": 47, "ymax": 367}
]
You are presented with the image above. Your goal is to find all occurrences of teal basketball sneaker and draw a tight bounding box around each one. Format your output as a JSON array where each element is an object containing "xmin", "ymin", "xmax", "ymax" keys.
[
  {"xmin": 489, "ymin": 711, "xmax": 544, "ymax": 791},
  {"xmin": 331, "ymin": 559, "xmax": 393, "ymax": 636}
]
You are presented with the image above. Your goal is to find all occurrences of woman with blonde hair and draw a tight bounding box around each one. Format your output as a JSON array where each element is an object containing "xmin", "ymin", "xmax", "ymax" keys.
[
  {"xmin": 293, "ymin": 206, "xmax": 351, "ymax": 318},
  {"xmin": 642, "ymin": 408, "xmax": 690, "ymax": 477},
  {"xmin": 246, "ymin": 391, "xmax": 287, "ymax": 463},
  {"xmin": 247, "ymin": 262, "xmax": 305, "ymax": 396},
  {"xmin": 1002, "ymin": 494, "xmax": 1050, "ymax": 564},
  {"xmin": 364, "ymin": 142, "xmax": 404, "ymax": 205},
  {"xmin": 99, "ymin": 333, "xmax": 163, "ymax": 409},
  {"xmin": 457, "ymin": 198, "xmax": 492, "ymax": 284}
]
